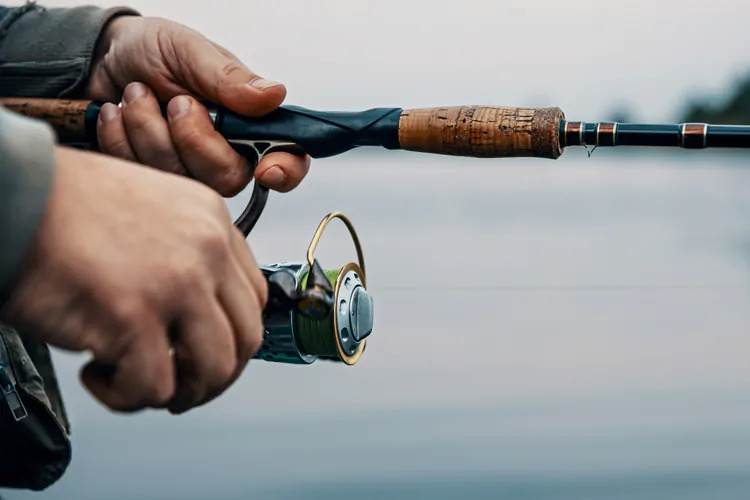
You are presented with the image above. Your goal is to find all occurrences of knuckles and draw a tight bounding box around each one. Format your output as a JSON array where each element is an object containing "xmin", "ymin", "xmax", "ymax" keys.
[
  {"xmin": 235, "ymin": 317, "xmax": 264, "ymax": 365},
  {"xmin": 122, "ymin": 104, "xmax": 156, "ymax": 132},
  {"xmin": 169, "ymin": 261, "xmax": 211, "ymax": 294},
  {"xmin": 168, "ymin": 105, "xmax": 252, "ymax": 196},
  {"xmin": 219, "ymin": 61, "xmax": 245, "ymax": 80},
  {"xmin": 106, "ymin": 296, "xmax": 151, "ymax": 333},
  {"xmin": 198, "ymin": 228, "xmax": 232, "ymax": 264},
  {"xmin": 126, "ymin": 373, "xmax": 174, "ymax": 411},
  {"xmin": 213, "ymin": 354, "xmax": 239, "ymax": 387},
  {"xmin": 193, "ymin": 207, "xmax": 234, "ymax": 261},
  {"xmin": 139, "ymin": 372, "xmax": 175, "ymax": 409},
  {"xmin": 92, "ymin": 345, "xmax": 176, "ymax": 413},
  {"xmin": 245, "ymin": 322, "xmax": 264, "ymax": 360},
  {"xmin": 164, "ymin": 195, "xmax": 235, "ymax": 286},
  {"xmin": 213, "ymin": 156, "xmax": 251, "ymax": 197},
  {"xmin": 99, "ymin": 135, "xmax": 132, "ymax": 158},
  {"xmin": 173, "ymin": 119, "xmax": 204, "ymax": 151}
]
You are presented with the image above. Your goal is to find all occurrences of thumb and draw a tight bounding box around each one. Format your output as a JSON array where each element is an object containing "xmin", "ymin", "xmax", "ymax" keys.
[{"xmin": 176, "ymin": 32, "xmax": 287, "ymax": 117}]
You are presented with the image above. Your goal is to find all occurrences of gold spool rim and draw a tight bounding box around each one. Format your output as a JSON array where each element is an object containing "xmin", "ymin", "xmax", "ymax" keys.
[{"xmin": 334, "ymin": 261, "xmax": 367, "ymax": 365}]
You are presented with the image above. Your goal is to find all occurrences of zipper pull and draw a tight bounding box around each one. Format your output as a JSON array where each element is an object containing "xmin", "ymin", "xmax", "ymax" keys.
[{"xmin": 0, "ymin": 365, "xmax": 27, "ymax": 421}]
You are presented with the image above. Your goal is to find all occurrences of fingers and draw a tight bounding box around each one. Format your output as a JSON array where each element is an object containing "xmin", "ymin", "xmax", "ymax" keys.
[
  {"xmin": 200, "ymin": 260, "xmax": 264, "ymax": 406},
  {"xmin": 167, "ymin": 297, "xmax": 237, "ymax": 414},
  {"xmin": 97, "ymin": 103, "xmax": 137, "ymax": 162},
  {"xmin": 167, "ymin": 95, "xmax": 252, "ymax": 196},
  {"xmin": 80, "ymin": 317, "xmax": 175, "ymax": 412},
  {"xmin": 255, "ymin": 152, "xmax": 311, "ymax": 193},
  {"xmin": 167, "ymin": 94, "xmax": 311, "ymax": 194},
  {"xmin": 99, "ymin": 82, "xmax": 311, "ymax": 195},
  {"xmin": 168, "ymin": 275, "xmax": 265, "ymax": 411},
  {"xmin": 98, "ymin": 82, "xmax": 184, "ymax": 175},
  {"xmin": 218, "ymin": 276, "xmax": 264, "ymax": 372},
  {"xmin": 167, "ymin": 232, "xmax": 267, "ymax": 414},
  {"xmin": 229, "ymin": 229, "xmax": 268, "ymax": 307},
  {"xmin": 191, "ymin": 233, "xmax": 266, "ymax": 408},
  {"xmin": 80, "ymin": 227, "xmax": 268, "ymax": 416},
  {"xmin": 120, "ymin": 83, "xmax": 185, "ymax": 175}
]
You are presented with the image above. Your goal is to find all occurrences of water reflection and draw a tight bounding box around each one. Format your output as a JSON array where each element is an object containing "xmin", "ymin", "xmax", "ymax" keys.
[{"xmin": 7, "ymin": 151, "xmax": 750, "ymax": 499}]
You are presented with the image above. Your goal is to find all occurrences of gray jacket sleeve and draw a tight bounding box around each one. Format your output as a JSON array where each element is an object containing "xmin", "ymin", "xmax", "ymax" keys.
[
  {"xmin": 0, "ymin": 108, "xmax": 54, "ymax": 303},
  {"xmin": 0, "ymin": 4, "xmax": 135, "ymax": 302},
  {"xmin": 0, "ymin": 4, "xmax": 138, "ymax": 97}
]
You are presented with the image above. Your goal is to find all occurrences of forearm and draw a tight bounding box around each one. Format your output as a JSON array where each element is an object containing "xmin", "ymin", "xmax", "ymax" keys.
[
  {"xmin": 0, "ymin": 107, "xmax": 55, "ymax": 305},
  {"xmin": 0, "ymin": 4, "xmax": 138, "ymax": 97}
]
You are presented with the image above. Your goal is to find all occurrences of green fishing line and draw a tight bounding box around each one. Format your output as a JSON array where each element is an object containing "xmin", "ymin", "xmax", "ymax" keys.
[{"xmin": 295, "ymin": 268, "xmax": 342, "ymax": 358}]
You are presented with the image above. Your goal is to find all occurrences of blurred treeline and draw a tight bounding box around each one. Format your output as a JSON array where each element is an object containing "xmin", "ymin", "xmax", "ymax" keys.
[
  {"xmin": 681, "ymin": 73, "xmax": 750, "ymax": 124},
  {"xmin": 608, "ymin": 74, "xmax": 750, "ymax": 124},
  {"xmin": 680, "ymin": 74, "xmax": 750, "ymax": 125}
]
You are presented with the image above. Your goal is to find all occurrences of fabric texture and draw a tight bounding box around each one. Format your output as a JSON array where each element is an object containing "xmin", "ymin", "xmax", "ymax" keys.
[
  {"xmin": 0, "ymin": 108, "xmax": 54, "ymax": 305},
  {"xmin": 0, "ymin": 325, "xmax": 71, "ymax": 491},
  {"xmin": 0, "ymin": 3, "xmax": 138, "ymax": 490},
  {"xmin": 0, "ymin": 4, "xmax": 138, "ymax": 97}
]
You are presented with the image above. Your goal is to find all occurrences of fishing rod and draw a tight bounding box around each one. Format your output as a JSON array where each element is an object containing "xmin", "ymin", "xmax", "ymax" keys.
[{"xmin": 3, "ymin": 98, "xmax": 749, "ymax": 366}]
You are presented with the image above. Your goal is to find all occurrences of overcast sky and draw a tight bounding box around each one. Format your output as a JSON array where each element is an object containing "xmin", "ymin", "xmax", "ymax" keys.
[
  {"xmin": 9, "ymin": 4, "xmax": 750, "ymax": 499},
  {"xmin": 46, "ymin": 0, "xmax": 750, "ymax": 122}
]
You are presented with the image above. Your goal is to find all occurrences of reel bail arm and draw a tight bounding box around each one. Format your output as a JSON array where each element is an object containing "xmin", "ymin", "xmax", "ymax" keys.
[{"xmin": 257, "ymin": 213, "xmax": 372, "ymax": 365}]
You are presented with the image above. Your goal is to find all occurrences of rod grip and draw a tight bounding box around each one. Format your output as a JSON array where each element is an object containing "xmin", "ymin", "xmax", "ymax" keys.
[
  {"xmin": 0, "ymin": 98, "xmax": 92, "ymax": 143},
  {"xmin": 216, "ymin": 105, "xmax": 402, "ymax": 158},
  {"xmin": 398, "ymin": 106, "xmax": 564, "ymax": 159}
]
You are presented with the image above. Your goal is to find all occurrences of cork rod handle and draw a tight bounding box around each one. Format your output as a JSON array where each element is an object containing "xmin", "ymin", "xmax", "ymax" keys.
[
  {"xmin": 398, "ymin": 106, "xmax": 565, "ymax": 159},
  {"xmin": 1, "ymin": 98, "xmax": 93, "ymax": 143}
]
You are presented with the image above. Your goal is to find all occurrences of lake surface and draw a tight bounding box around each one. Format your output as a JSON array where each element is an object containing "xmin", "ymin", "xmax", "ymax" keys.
[{"xmin": 5, "ymin": 149, "xmax": 750, "ymax": 499}]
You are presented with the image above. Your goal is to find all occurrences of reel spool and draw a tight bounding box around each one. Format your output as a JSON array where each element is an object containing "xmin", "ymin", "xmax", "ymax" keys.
[{"xmin": 256, "ymin": 213, "xmax": 373, "ymax": 365}]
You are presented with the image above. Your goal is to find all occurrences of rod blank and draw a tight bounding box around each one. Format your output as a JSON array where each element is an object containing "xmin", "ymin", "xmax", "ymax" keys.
[{"xmin": 561, "ymin": 121, "xmax": 750, "ymax": 149}]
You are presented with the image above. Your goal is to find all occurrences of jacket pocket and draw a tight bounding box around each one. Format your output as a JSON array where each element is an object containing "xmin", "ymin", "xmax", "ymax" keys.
[{"xmin": 0, "ymin": 326, "xmax": 71, "ymax": 490}]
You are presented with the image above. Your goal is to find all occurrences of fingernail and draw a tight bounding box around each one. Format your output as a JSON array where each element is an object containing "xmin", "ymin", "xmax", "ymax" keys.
[
  {"xmin": 99, "ymin": 103, "xmax": 119, "ymax": 123},
  {"xmin": 167, "ymin": 96, "xmax": 192, "ymax": 121},
  {"xmin": 122, "ymin": 82, "xmax": 146, "ymax": 104},
  {"xmin": 249, "ymin": 77, "xmax": 283, "ymax": 91},
  {"xmin": 258, "ymin": 166, "xmax": 286, "ymax": 188}
]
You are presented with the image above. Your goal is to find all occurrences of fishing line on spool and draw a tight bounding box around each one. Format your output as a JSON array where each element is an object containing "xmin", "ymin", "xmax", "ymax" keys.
[{"xmin": 295, "ymin": 268, "xmax": 343, "ymax": 358}]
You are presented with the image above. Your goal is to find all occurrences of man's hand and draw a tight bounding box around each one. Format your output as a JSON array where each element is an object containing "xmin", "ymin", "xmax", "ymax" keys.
[
  {"xmin": 2, "ymin": 147, "xmax": 267, "ymax": 414},
  {"xmin": 87, "ymin": 15, "xmax": 309, "ymax": 195}
]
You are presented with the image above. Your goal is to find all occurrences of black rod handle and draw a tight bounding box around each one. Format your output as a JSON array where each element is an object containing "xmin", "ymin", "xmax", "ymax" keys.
[{"xmin": 213, "ymin": 105, "xmax": 402, "ymax": 158}]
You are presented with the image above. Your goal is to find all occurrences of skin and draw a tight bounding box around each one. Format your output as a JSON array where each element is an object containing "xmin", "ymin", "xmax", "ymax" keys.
[
  {"xmin": 89, "ymin": 15, "xmax": 310, "ymax": 194},
  {"xmin": 4, "ymin": 148, "xmax": 266, "ymax": 414},
  {"xmin": 1, "ymin": 16, "xmax": 311, "ymax": 414}
]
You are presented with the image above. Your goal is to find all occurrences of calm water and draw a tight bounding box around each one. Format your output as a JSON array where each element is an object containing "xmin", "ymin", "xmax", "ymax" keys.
[{"xmin": 6, "ymin": 149, "xmax": 750, "ymax": 499}]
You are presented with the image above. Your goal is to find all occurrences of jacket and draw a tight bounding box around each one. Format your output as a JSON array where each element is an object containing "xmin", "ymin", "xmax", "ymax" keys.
[{"xmin": 0, "ymin": 3, "xmax": 136, "ymax": 490}]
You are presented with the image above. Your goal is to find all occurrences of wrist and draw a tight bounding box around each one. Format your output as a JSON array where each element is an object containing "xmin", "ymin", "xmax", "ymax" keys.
[{"xmin": 89, "ymin": 14, "xmax": 139, "ymax": 97}]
